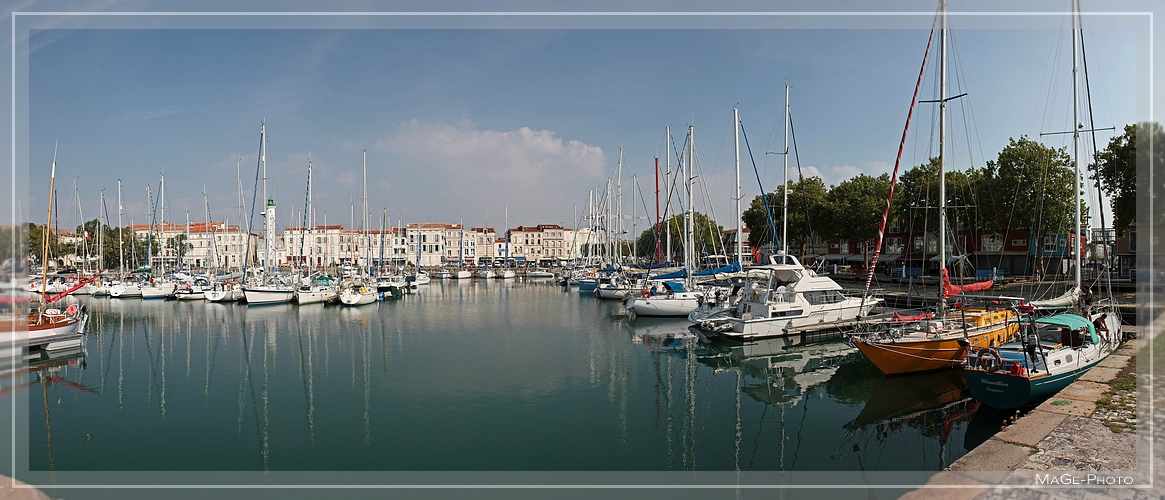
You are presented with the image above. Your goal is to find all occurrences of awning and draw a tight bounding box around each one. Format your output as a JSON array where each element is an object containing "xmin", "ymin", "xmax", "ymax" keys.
[
  {"xmin": 845, "ymin": 254, "xmax": 867, "ymax": 263},
  {"xmin": 877, "ymin": 253, "xmax": 903, "ymax": 261},
  {"xmin": 819, "ymin": 254, "xmax": 851, "ymax": 261}
]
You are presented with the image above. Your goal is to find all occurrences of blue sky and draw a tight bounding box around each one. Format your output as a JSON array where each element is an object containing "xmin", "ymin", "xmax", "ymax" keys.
[{"xmin": 23, "ymin": 7, "xmax": 1145, "ymax": 235}]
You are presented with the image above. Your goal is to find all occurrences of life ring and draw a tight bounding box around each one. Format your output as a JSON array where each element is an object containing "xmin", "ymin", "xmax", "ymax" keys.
[
  {"xmin": 641, "ymin": 289, "xmax": 651, "ymax": 298},
  {"xmin": 65, "ymin": 304, "xmax": 79, "ymax": 316},
  {"xmin": 977, "ymin": 347, "xmax": 1002, "ymax": 372}
]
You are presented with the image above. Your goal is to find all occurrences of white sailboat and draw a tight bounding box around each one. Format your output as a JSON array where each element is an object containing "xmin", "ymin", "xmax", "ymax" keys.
[
  {"xmin": 626, "ymin": 125, "xmax": 704, "ymax": 317},
  {"xmin": 243, "ymin": 122, "xmax": 296, "ymax": 305},
  {"xmin": 340, "ymin": 150, "xmax": 378, "ymax": 306},
  {"xmin": 964, "ymin": 7, "xmax": 1122, "ymax": 408}
]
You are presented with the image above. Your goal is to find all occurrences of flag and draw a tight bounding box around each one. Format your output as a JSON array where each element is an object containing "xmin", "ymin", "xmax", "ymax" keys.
[{"xmin": 83, "ymin": 230, "xmax": 91, "ymax": 238}]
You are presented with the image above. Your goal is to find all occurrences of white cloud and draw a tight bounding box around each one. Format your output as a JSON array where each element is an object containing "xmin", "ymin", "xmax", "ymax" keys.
[
  {"xmin": 371, "ymin": 120, "xmax": 607, "ymax": 224},
  {"xmin": 827, "ymin": 165, "xmax": 864, "ymax": 186}
]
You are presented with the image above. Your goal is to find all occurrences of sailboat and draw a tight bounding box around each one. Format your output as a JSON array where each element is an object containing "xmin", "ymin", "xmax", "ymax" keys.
[
  {"xmin": 497, "ymin": 208, "xmax": 516, "ymax": 280},
  {"xmin": 962, "ymin": 8, "xmax": 1122, "ymax": 409},
  {"xmin": 850, "ymin": 5, "xmax": 1019, "ymax": 375},
  {"xmin": 339, "ymin": 150, "xmax": 378, "ymax": 306},
  {"xmin": 243, "ymin": 122, "xmax": 296, "ymax": 305},
  {"xmin": 28, "ymin": 146, "xmax": 86, "ymax": 351},
  {"xmin": 453, "ymin": 220, "xmax": 472, "ymax": 279},
  {"xmin": 625, "ymin": 125, "xmax": 705, "ymax": 317}
]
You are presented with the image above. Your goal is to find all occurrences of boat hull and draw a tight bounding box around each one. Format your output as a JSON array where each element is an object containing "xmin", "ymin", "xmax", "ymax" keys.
[
  {"xmin": 141, "ymin": 283, "xmax": 177, "ymax": 299},
  {"xmin": 243, "ymin": 287, "xmax": 296, "ymax": 305},
  {"xmin": 205, "ymin": 288, "xmax": 241, "ymax": 302},
  {"xmin": 109, "ymin": 284, "xmax": 142, "ymax": 298},
  {"xmin": 710, "ymin": 299, "xmax": 880, "ymax": 340},
  {"xmin": 964, "ymin": 362, "xmax": 1095, "ymax": 410},
  {"xmin": 625, "ymin": 293, "xmax": 702, "ymax": 317},
  {"xmin": 855, "ymin": 320, "xmax": 1018, "ymax": 375},
  {"xmin": 339, "ymin": 289, "xmax": 377, "ymax": 305}
]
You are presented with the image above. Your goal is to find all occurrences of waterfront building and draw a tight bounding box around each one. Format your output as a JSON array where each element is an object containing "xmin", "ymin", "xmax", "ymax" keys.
[{"xmin": 407, "ymin": 222, "xmax": 447, "ymax": 267}]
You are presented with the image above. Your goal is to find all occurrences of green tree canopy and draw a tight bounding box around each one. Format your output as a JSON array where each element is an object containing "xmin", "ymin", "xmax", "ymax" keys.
[
  {"xmin": 822, "ymin": 173, "xmax": 891, "ymax": 244},
  {"xmin": 741, "ymin": 176, "xmax": 828, "ymax": 254},
  {"xmin": 1093, "ymin": 124, "xmax": 1136, "ymax": 236},
  {"xmin": 635, "ymin": 211, "xmax": 724, "ymax": 263},
  {"xmin": 976, "ymin": 136, "xmax": 1083, "ymax": 235}
]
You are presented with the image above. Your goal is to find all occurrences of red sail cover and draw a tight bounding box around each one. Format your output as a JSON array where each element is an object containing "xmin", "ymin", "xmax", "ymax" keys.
[
  {"xmin": 891, "ymin": 311, "xmax": 933, "ymax": 324},
  {"xmin": 941, "ymin": 269, "xmax": 992, "ymax": 298}
]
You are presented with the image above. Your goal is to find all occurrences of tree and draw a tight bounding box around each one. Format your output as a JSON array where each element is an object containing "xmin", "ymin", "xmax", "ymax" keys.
[
  {"xmin": 975, "ymin": 136, "xmax": 1083, "ymax": 234},
  {"xmin": 822, "ymin": 174, "xmax": 892, "ymax": 250},
  {"xmin": 742, "ymin": 176, "xmax": 829, "ymax": 254},
  {"xmin": 27, "ymin": 223, "xmax": 65, "ymax": 268},
  {"xmin": 635, "ymin": 211, "xmax": 724, "ymax": 263},
  {"xmin": 1095, "ymin": 123, "xmax": 1163, "ymax": 235}
]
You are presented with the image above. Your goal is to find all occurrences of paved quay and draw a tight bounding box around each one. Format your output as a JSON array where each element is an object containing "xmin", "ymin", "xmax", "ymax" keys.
[{"xmin": 901, "ymin": 320, "xmax": 1158, "ymax": 500}]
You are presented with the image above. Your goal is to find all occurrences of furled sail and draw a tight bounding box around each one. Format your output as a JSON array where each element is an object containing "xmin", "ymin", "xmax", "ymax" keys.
[
  {"xmin": 940, "ymin": 269, "xmax": 993, "ymax": 298},
  {"xmin": 1028, "ymin": 286, "xmax": 1080, "ymax": 310}
]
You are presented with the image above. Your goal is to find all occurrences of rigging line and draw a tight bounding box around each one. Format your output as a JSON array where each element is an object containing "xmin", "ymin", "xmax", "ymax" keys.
[
  {"xmin": 1078, "ymin": 18, "xmax": 1115, "ymax": 299},
  {"xmin": 787, "ymin": 111, "xmax": 815, "ymax": 246},
  {"xmin": 863, "ymin": 12, "xmax": 937, "ymax": 300},
  {"xmin": 241, "ymin": 128, "xmax": 264, "ymax": 278},
  {"xmin": 692, "ymin": 146, "xmax": 724, "ymax": 259},
  {"xmin": 739, "ymin": 120, "xmax": 780, "ymax": 250}
]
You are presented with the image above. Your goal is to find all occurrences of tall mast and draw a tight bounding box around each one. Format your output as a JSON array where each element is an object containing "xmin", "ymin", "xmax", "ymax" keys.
[
  {"xmin": 686, "ymin": 125, "xmax": 694, "ymax": 286},
  {"xmin": 665, "ymin": 125, "xmax": 672, "ymax": 263},
  {"xmin": 40, "ymin": 144, "xmax": 59, "ymax": 307},
  {"xmin": 616, "ymin": 147, "xmax": 623, "ymax": 263},
  {"xmin": 160, "ymin": 171, "xmax": 165, "ymax": 275},
  {"xmin": 937, "ymin": 1, "xmax": 948, "ymax": 317},
  {"xmin": 782, "ymin": 83, "xmax": 790, "ymax": 254},
  {"xmin": 117, "ymin": 179, "xmax": 124, "ymax": 276},
  {"xmin": 261, "ymin": 123, "xmax": 273, "ymax": 272},
  {"xmin": 363, "ymin": 150, "xmax": 369, "ymax": 275},
  {"xmin": 632, "ymin": 175, "xmax": 637, "ymax": 262},
  {"xmin": 733, "ymin": 107, "xmax": 742, "ymax": 264},
  {"xmin": 1071, "ymin": 6, "xmax": 1083, "ymax": 291},
  {"xmin": 98, "ymin": 189, "xmax": 105, "ymax": 272}
]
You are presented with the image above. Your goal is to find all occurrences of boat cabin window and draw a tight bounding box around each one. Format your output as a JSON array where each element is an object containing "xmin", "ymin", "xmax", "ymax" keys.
[{"xmin": 803, "ymin": 290, "xmax": 844, "ymax": 305}]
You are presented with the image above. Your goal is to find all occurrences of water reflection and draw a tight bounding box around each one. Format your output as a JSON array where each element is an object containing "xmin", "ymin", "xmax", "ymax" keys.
[{"xmin": 28, "ymin": 283, "xmax": 1008, "ymax": 472}]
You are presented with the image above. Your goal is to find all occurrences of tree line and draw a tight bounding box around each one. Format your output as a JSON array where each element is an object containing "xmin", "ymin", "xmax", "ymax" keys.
[{"xmin": 629, "ymin": 124, "xmax": 1147, "ymax": 262}]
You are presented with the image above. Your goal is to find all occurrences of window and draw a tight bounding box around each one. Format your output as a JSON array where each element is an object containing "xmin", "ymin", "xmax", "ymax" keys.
[
  {"xmin": 1011, "ymin": 239, "xmax": 1027, "ymax": 247},
  {"xmin": 889, "ymin": 219, "xmax": 900, "ymax": 233},
  {"xmin": 982, "ymin": 235, "xmax": 1003, "ymax": 252},
  {"xmin": 1044, "ymin": 235, "xmax": 1058, "ymax": 253},
  {"xmin": 912, "ymin": 236, "xmax": 924, "ymax": 252}
]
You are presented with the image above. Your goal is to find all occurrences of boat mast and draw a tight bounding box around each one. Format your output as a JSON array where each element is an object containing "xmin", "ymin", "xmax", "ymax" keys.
[
  {"xmin": 361, "ymin": 150, "xmax": 365, "ymax": 276},
  {"xmin": 117, "ymin": 179, "xmax": 124, "ymax": 276},
  {"xmin": 261, "ymin": 123, "xmax": 272, "ymax": 273},
  {"xmin": 40, "ymin": 144, "xmax": 59, "ymax": 307},
  {"xmin": 98, "ymin": 189, "xmax": 105, "ymax": 273},
  {"xmin": 160, "ymin": 171, "xmax": 166, "ymax": 275},
  {"xmin": 1071, "ymin": 7, "xmax": 1083, "ymax": 292},
  {"xmin": 937, "ymin": 1, "xmax": 948, "ymax": 318},
  {"xmin": 665, "ymin": 125, "xmax": 672, "ymax": 264},
  {"xmin": 734, "ymin": 107, "xmax": 742, "ymax": 264},
  {"xmin": 782, "ymin": 83, "xmax": 790, "ymax": 255},
  {"xmin": 686, "ymin": 125, "xmax": 694, "ymax": 287}
]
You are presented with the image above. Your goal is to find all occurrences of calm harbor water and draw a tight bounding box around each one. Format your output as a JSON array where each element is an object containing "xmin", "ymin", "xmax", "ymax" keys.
[{"xmin": 30, "ymin": 280, "xmax": 1011, "ymax": 472}]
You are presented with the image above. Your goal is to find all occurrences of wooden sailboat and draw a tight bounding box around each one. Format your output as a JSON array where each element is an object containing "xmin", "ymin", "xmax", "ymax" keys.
[
  {"xmin": 28, "ymin": 146, "xmax": 86, "ymax": 351},
  {"xmin": 851, "ymin": 6, "xmax": 1018, "ymax": 375}
]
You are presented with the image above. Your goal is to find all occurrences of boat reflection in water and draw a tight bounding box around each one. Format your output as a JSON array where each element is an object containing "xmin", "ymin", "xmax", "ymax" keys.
[{"xmin": 29, "ymin": 285, "xmax": 1017, "ymax": 473}]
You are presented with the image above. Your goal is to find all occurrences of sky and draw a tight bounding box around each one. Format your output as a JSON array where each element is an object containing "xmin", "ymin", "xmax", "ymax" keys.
[{"xmin": 18, "ymin": 2, "xmax": 1149, "ymax": 237}]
